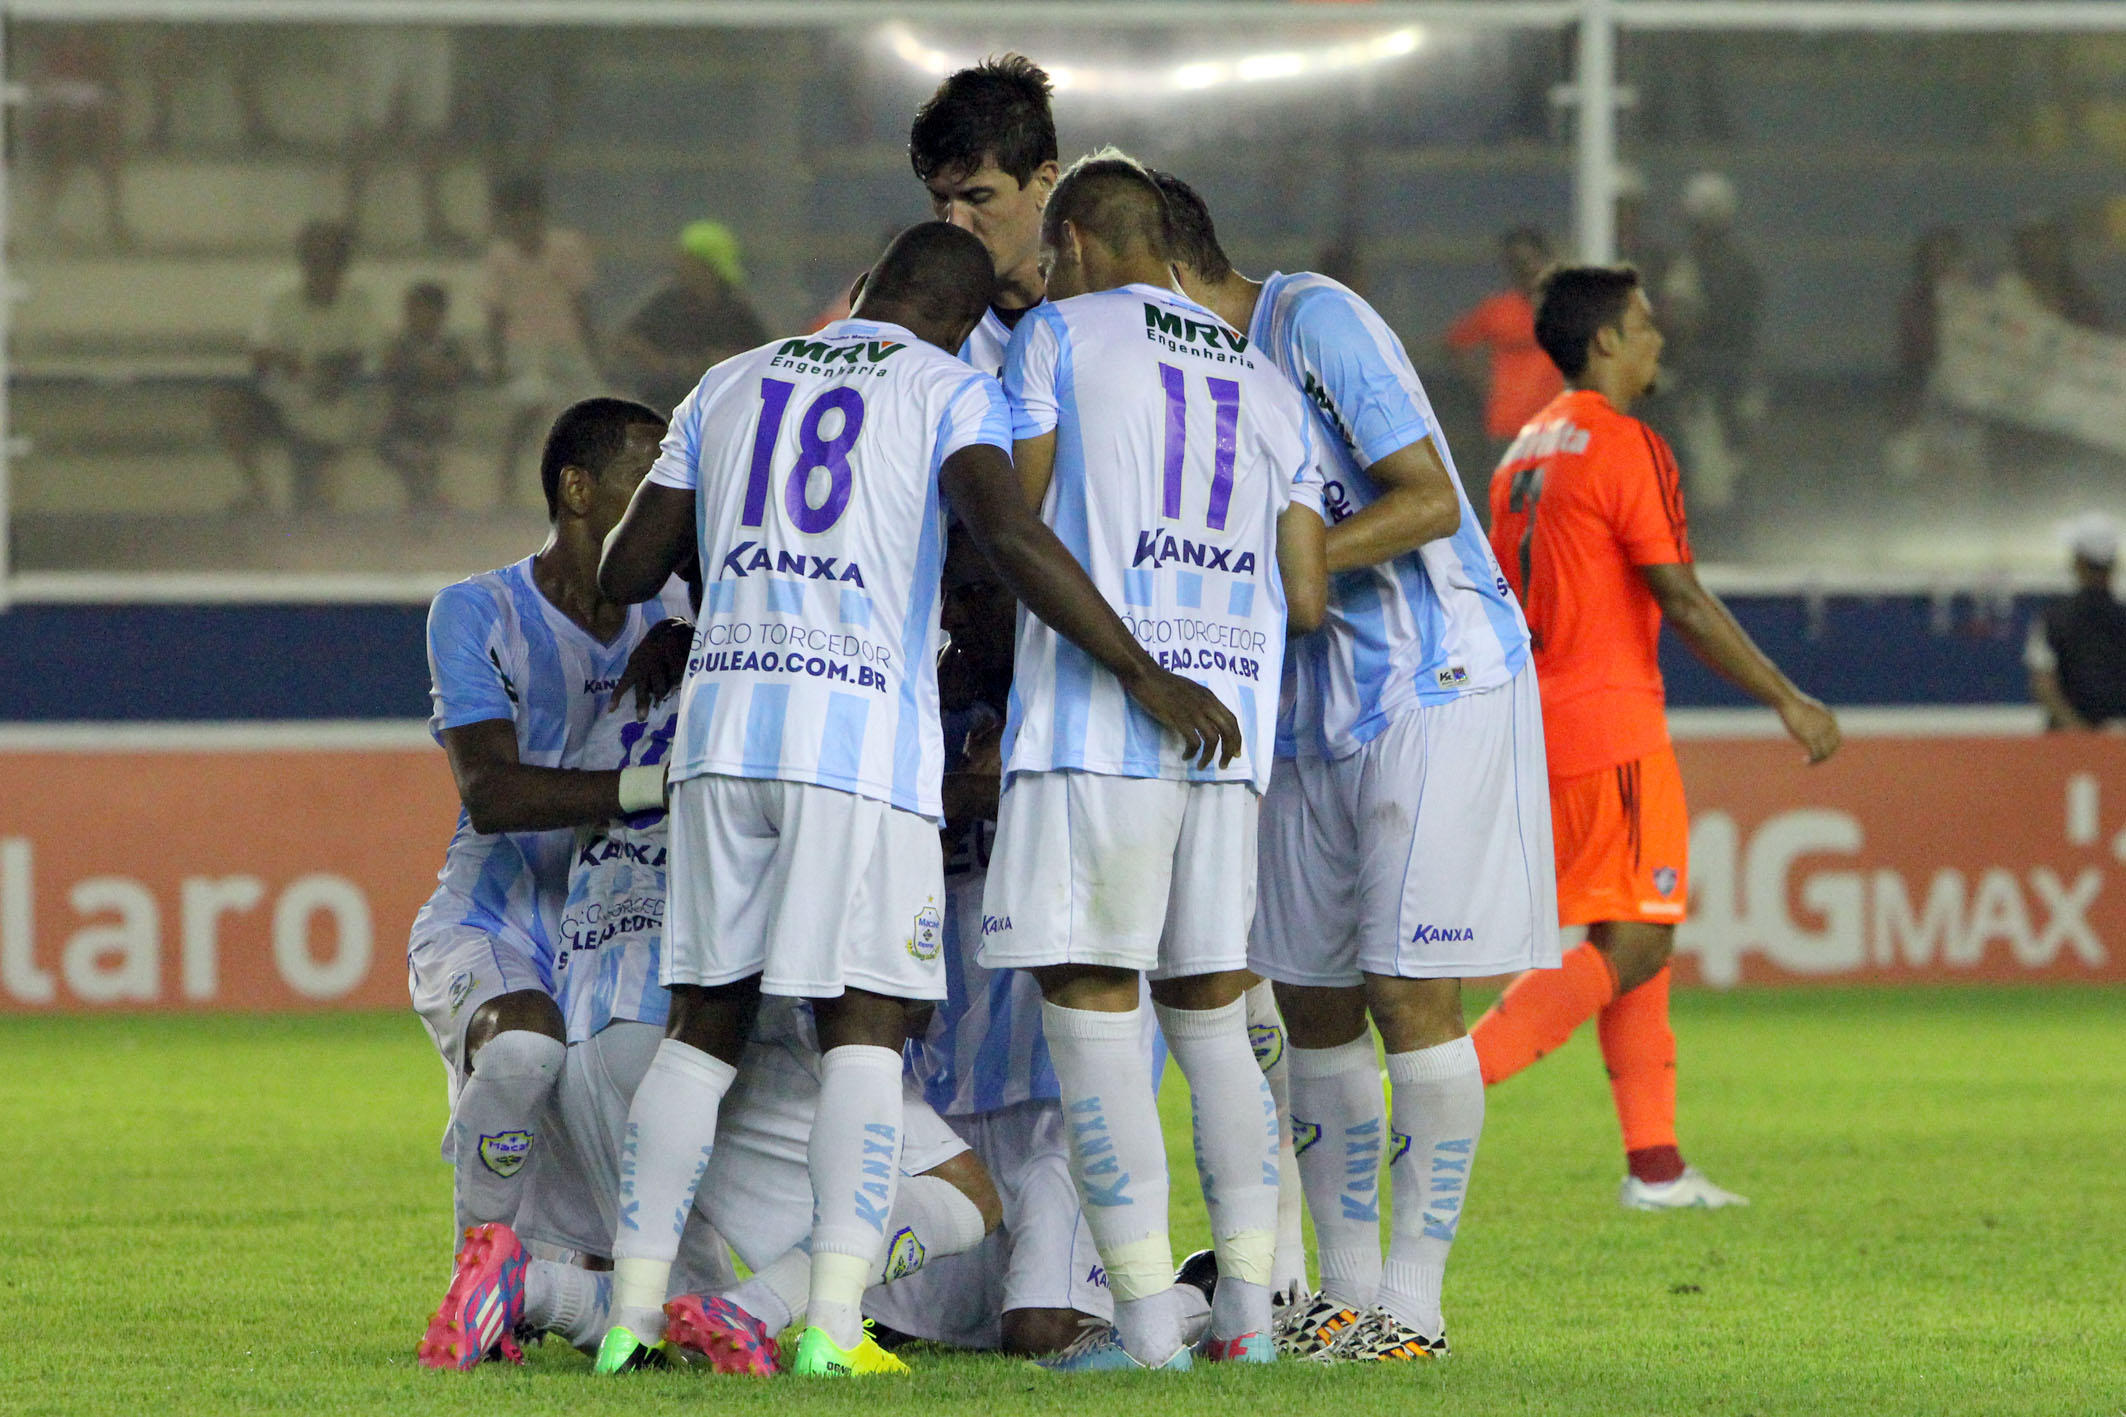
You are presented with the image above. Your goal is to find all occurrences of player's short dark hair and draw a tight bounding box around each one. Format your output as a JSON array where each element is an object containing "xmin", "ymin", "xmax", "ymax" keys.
[
  {"xmin": 1045, "ymin": 149, "xmax": 1171, "ymax": 259},
  {"xmin": 864, "ymin": 221, "xmax": 996, "ymax": 330},
  {"xmin": 1533, "ymin": 264, "xmax": 1641, "ymax": 379},
  {"xmin": 540, "ymin": 397, "xmax": 666, "ymax": 521},
  {"xmin": 493, "ymin": 173, "xmax": 546, "ymax": 215},
  {"xmin": 909, "ymin": 55, "xmax": 1058, "ymax": 188},
  {"xmin": 1147, "ymin": 169, "xmax": 1231, "ymax": 282}
]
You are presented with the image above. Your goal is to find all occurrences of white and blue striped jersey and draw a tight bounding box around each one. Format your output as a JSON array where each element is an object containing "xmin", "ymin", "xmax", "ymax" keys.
[
  {"xmin": 556, "ymin": 697, "xmax": 680, "ymax": 1041},
  {"xmin": 1000, "ymin": 284, "xmax": 1323, "ymax": 793},
  {"xmin": 648, "ymin": 318, "xmax": 1013, "ymax": 823},
  {"xmin": 1250, "ymin": 271, "xmax": 1531, "ymax": 761},
  {"xmin": 410, "ymin": 558, "xmax": 693, "ymax": 980},
  {"xmin": 958, "ymin": 302, "xmax": 1041, "ymax": 377}
]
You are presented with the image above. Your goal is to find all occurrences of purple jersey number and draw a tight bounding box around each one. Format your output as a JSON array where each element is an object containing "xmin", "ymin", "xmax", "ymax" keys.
[
  {"xmin": 741, "ymin": 379, "xmax": 867, "ymax": 535},
  {"xmin": 1156, "ymin": 363, "xmax": 1242, "ymax": 532}
]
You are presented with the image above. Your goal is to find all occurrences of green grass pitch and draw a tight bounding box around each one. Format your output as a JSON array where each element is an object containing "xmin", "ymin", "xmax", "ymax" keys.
[{"xmin": 5, "ymin": 988, "xmax": 2123, "ymax": 1415}]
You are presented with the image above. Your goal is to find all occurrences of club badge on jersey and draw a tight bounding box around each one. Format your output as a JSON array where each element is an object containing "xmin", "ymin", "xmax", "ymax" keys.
[{"xmin": 644, "ymin": 319, "xmax": 1013, "ymax": 823}]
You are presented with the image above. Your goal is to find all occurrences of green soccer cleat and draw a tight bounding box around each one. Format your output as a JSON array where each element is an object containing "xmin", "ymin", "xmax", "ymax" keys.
[
  {"xmin": 591, "ymin": 1325, "xmax": 671, "ymax": 1375},
  {"xmin": 791, "ymin": 1324, "xmax": 910, "ymax": 1376}
]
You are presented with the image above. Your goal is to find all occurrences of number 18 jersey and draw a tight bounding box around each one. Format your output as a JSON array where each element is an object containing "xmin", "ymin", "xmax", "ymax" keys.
[
  {"xmin": 646, "ymin": 318, "xmax": 1013, "ymax": 823},
  {"xmin": 1000, "ymin": 284, "xmax": 1322, "ymax": 793}
]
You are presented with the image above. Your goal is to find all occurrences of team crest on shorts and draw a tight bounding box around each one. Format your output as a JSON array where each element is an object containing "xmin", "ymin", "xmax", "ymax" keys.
[
  {"xmin": 1291, "ymin": 1117, "xmax": 1323, "ymax": 1156},
  {"xmin": 479, "ymin": 1130, "xmax": 532, "ymax": 1178},
  {"xmin": 1248, "ymin": 1021, "xmax": 1286, "ymax": 1072},
  {"xmin": 907, "ymin": 903, "xmax": 943, "ymax": 962},
  {"xmin": 1653, "ymin": 866, "xmax": 1679, "ymax": 896},
  {"xmin": 881, "ymin": 1225, "xmax": 927, "ymax": 1282},
  {"xmin": 1388, "ymin": 1128, "xmax": 1413, "ymax": 1167},
  {"xmin": 446, "ymin": 972, "xmax": 478, "ymax": 1018}
]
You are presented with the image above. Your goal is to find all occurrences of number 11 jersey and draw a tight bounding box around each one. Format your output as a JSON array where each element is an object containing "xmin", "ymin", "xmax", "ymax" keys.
[
  {"xmin": 647, "ymin": 318, "xmax": 1013, "ymax": 823},
  {"xmin": 1000, "ymin": 283, "xmax": 1322, "ymax": 793}
]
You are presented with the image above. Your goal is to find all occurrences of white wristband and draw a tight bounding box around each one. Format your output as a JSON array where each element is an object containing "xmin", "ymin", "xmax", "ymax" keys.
[{"xmin": 616, "ymin": 764, "xmax": 668, "ymax": 814}]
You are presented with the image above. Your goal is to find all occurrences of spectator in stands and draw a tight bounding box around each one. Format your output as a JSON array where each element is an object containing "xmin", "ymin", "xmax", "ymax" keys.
[
  {"xmin": 485, "ymin": 175, "xmax": 598, "ymax": 508},
  {"xmin": 2028, "ymin": 514, "xmax": 2126, "ymax": 731},
  {"xmin": 1447, "ymin": 226, "xmax": 1566, "ymax": 458},
  {"xmin": 378, "ymin": 282, "xmax": 473, "ymax": 514},
  {"xmin": 344, "ymin": 26, "xmax": 474, "ymax": 253},
  {"xmin": 2004, "ymin": 213, "xmax": 2104, "ymax": 331},
  {"xmin": 1885, "ymin": 227, "xmax": 1984, "ymax": 488},
  {"xmin": 209, "ymin": 220, "xmax": 379, "ymax": 515},
  {"xmin": 22, "ymin": 25, "xmax": 131, "ymax": 249},
  {"xmin": 609, "ymin": 221, "xmax": 768, "ymax": 416},
  {"xmin": 1893, "ymin": 228, "xmax": 1967, "ymax": 423},
  {"xmin": 1659, "ymin": 171, "xmax": 1764, "ymax": 513}
]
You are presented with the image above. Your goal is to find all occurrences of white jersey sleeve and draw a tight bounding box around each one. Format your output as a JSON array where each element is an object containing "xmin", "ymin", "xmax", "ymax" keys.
[
  {"xmin": 652, "ymin": 320, "xmax": 1011, "ymax": 822},
  {"xmin": 998, "ymin": 285, "xmax": 1316, "ymax": 792}
]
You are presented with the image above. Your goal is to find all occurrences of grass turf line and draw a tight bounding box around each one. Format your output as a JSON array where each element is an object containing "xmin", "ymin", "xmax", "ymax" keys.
[{"xmin": 3, "ymin": 989, "xmax": 2122, "ymax": 1415}]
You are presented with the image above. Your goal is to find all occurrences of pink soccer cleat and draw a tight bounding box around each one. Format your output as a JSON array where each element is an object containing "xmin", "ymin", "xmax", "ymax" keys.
[
  {"xmin": 417, "ymin": 1222, "xmax": 529, "ymax": 1370},
  {"xmin": 663, "ymin": 1294, "xmax": 781, "ymax": 1375}
]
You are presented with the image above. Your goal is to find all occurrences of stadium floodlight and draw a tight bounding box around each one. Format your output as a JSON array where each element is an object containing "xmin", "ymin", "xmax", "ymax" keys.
[{"xmin": 875, "ymin": 20, "xmax": 1427, "ymax": 98}]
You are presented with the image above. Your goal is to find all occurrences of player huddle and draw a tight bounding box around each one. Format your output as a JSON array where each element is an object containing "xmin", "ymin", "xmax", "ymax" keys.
[{"xmin": 407, "ymin": 56, "xmax": 1840, "ymax": 1379}]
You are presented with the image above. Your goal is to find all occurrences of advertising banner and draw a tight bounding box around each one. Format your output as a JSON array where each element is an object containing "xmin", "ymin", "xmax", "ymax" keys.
[
  {"xmin": 1, "ymin": 726, "xmax": 2120, "ymax": 1010},
  {"xmin": 1672, "ymin": 734, "xmax": 2123, "ymax": 987}
]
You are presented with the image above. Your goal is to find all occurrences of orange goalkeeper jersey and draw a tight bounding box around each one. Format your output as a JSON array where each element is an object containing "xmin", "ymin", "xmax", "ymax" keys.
[{"xmin": 1486, "ymin": 388, "xmax": 1690, "ymax": 780}]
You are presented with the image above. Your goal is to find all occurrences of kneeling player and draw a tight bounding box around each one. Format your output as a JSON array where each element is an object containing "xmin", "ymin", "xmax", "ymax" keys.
[{"xmin": 412, "ymin": 398, "xmax": 694, "ymax": 1369}]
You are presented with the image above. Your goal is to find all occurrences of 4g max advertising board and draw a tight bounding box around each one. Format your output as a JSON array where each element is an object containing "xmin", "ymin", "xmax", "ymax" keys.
[{"xmin": 0, "ymin": 726, "xmax": 2119, "ymax": 1011}]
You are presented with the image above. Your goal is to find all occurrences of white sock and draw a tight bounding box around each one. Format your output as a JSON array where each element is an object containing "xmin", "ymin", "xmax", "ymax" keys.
[
  {"xmin": 1379, "ymin": 1035, "xmax": 1483, "ymax": 1337},
  {"xmin": 1041, "ymin": 1000, "xmax": 1177, "ymax": 1365},
  {"xmin": 1155, "ymin": 997, "xmax": 1279, "ymax": 1341},
  {"xmin": 807, "ymin": 1044, "xmax": 906, "ymax": 1349},
  {"xmin": 726, "ymin": 1170, "xmax": 988, "ymax": 1335},
  {"xmin": 449, "ymin": 1030, "xmax": 564, "ymax": 1232},
  {"xmin": 608, "ymin": 1038, "xmax": 737, "ymax": 1343},
  {"xmin": 524, "ymin": 1260, "xmax": 610, "ymax": 1352},
  {"xmin": 726, "ymin": 1249, "xmax": 807, "ymax": 1336},
  {"xmin": 1244, "ymin": 980, "xmax": 1308, "ymax": 1299},
  {"xmin": 1289, "ymin": 1036, "xmax": 1386, "ymax": 1310}
]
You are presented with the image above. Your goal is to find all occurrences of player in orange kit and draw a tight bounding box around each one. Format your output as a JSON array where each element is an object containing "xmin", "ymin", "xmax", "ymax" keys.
[{"xmin": 1479, "ymin": 265, "xmax": 1841, "ymax": 1209}]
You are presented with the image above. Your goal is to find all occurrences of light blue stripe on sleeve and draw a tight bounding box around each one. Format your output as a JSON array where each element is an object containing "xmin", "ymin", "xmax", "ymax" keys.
[
  {"xmin": 1174, "ymin": 570, "xmax": 1203, "ymax": 609},
  {"xmin": 1123, "ymin": 569, "xmax": 1155, "ymax": 607},
  {"xmin": 840, "ymin": 588, "xmax": 872, "ymax": 628},
  {"xmin": 741, "ymin": 684, "xmax": 790, "ymax": 776},
  {"xmin": 1227, "ymin": 580, "xmax": 1255, "ymax": 618},
  {"xmin": 817, "ymin": 691, "xmax": 871, "ymax": 793},
  {"xmin": 706, "ymin": 580, "xmax": 736, "ymax": 615},
  {"xmin": 976, "ymin": 374, "xmax": 1013, "ymax": 447},
  {"xmin": 894, "ymin": 411, "xmax": 949, "ymax": 812},
  {"xmin": 505, "ymin": 570, "xmax": 570, "ymax": 757},
  {"xmin": 766, "ymin": 578, "xmax": 806, "ymax": 615}
]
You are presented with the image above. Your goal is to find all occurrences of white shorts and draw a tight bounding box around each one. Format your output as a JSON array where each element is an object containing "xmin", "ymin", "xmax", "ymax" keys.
[
  {"xmin": 407, "ymin": 923, "xmax": 551, "ymax": 1082},
  {"xmin": 862, "ymin": 1099, "xmax": 1110, "ymax": 1348},
  {"xmin": 1252, "ymin": 662, "xmax": 1559, "ymax": 985},
  {"xmin": 664, "ymin": 774, "xmax": 946, "ymax": 1001},
  {"xmin": 978, "ymin": 771, "xmax": 1257, "ymax": 980},
  {"xmin": 516, "ymin": 1020, "xmax": 970, "ymax": 1268}
]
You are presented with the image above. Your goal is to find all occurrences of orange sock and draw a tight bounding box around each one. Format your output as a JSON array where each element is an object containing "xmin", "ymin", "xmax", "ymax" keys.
[
  {"xmin": 1472, "ymin": 943, "xmax": 1619, "ymax": 1086},
  {"xmin": 1598, "ymin": 966, "xmax": 1683, "ymax": 1183}
]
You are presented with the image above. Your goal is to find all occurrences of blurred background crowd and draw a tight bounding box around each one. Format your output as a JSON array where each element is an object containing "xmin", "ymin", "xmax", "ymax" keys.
[{"xmin": 9, "ymin": 17, "xmax": 2126, "ymax": 579}]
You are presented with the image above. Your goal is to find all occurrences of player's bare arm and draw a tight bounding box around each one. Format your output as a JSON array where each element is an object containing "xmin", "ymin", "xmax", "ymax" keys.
[
  {"xmin": 1011, "ymin": 428, "xmax": 1056, "ymax": 511},
  {"xmin": 438, "ymin": 718, "xmax": 630, "ymax": 834},
  {"xmin": 1323, "ymin": 436, "xmax": 1461, "ymax": 574},
  {"xmin": 1277, "ymin": 503, "xmax": 1330, "ymax": 633},
  {"xmin": 941, "ymin": 441, "xmax": 1243, "ymax": 769},
  {"xmin": 598, "ymin": 481, "xmax": 696, "ymax": 606},
  {"xmin": 1639, "ymin": 560, "xmax": 1841, "ymax": 763}
]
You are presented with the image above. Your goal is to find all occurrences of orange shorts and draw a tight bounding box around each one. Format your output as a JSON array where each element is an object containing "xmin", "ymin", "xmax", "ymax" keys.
[{"xmin": 1550, "ymin": 746, "xmax": 1689, "ymax": 927}]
